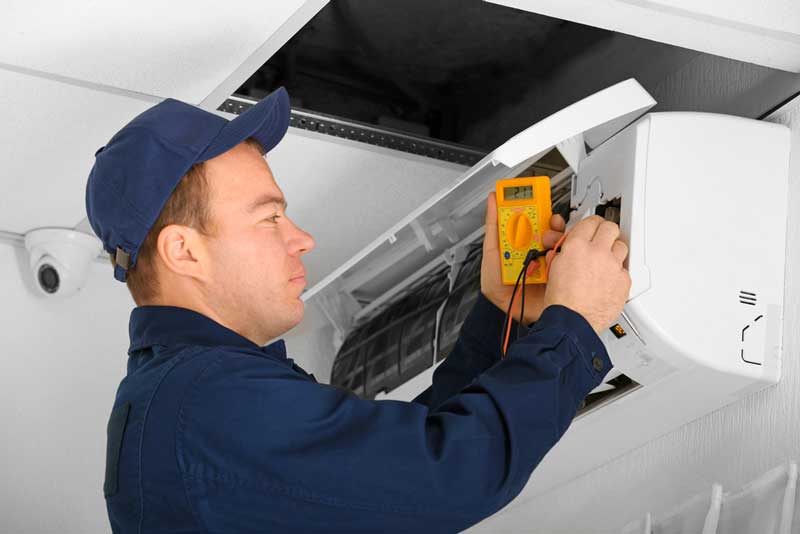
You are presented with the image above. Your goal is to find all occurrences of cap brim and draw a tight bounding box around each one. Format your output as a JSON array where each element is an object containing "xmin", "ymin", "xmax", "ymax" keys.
[{"xmin": 196, "ymin": 86, "xmax": 290, "ymax": 162}]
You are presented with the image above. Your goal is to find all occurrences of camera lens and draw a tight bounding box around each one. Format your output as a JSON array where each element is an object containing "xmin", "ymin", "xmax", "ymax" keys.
[{"xmin": 38, "ymin": 264, "xmax": 60, "ymax": 294}]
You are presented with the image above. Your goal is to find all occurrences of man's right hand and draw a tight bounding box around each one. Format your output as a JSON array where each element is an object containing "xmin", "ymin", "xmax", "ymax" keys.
[{"xmin": 542, "ymin": 215, "xmax": 632, "ymax": 334}]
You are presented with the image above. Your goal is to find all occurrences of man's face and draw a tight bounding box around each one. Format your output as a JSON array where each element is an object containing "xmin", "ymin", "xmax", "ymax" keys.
[{"xmin": 200, "ymin": 141, "xmax": 315, "ymax": 343}]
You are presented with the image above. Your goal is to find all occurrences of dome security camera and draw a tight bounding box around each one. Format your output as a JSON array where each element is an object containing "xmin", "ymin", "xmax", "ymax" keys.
[{"xmin": 23, "ymin": 228, "xmax": 104, "ymax": 298}]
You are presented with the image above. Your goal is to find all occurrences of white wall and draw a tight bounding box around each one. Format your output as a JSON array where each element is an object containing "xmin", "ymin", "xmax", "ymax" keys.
[
  {"xmin": 0, "ymin": 244, "xmax": 131, "ymax": 533},
  {"xmin": 464, "ymin": 97, "xmax": 800, "ymax": 533}
]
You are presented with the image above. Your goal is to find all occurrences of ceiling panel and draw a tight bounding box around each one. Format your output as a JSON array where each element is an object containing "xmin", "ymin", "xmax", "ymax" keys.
[
  {"xmin": 4, "ymin": 0, "xmax": 328, "ymax": 106},
  {"xmin": 487, "ymin": 0, "xmax": 800, "ymax": 72}
]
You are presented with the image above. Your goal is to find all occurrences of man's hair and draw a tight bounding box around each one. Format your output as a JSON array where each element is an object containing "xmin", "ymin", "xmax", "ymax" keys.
[{"xmin": 111, "ymin": 137, "xmax": 265, "ymax": 305}]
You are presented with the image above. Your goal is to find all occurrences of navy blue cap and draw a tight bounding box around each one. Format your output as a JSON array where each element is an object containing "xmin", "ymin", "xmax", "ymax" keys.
[{"xmin": 85, "ymin": 87, "xmax": 290, "ymax": 282}]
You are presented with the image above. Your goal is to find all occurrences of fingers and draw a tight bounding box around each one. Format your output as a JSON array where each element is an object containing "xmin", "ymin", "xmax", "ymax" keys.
[
  {"xmin": 542, "ymin": 229, "xmax": 561, "ymax": 249},
  {"xmin": 483, "ymin": 192, "xmax": 499, "ymax": 254},
  {"xmin": 564, "ymin": 214, "xmax": 623, "ymax": 252},
  {"xmin": 564, "ymin": 214, "xmax": 604, "ymax": 244},
  {"xmin": 550, "ymin": 213, "xmax": 565, "ymax": 232},
  {"xmin": 541, "ymin": 214, "xmax": 565, "ymax": 249},
  {"xmin": 592, "ymin": 219, "xmax": 621, "ymax": 249},
  {"xmin": 485, "ymin": 192, "xmax": 497, "ymax": 226},
  {"xmin": 611, "ymin": 239, "xmax": 629, "ymax": 265}
]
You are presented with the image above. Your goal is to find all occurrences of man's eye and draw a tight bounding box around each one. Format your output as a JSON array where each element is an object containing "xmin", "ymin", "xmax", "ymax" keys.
[{"xmin": 264, "ymin": 215, "xmax": 281, "ymax": 223}]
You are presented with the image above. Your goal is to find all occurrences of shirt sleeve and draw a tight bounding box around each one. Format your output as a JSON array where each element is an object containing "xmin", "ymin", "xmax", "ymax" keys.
[
  {"xmin": 177, "ymin": 304, "xmax": 612, "ymax": 534},
  {"xmin": 411, "ymin": 291, "xmax": 530, "ymax": 409}
]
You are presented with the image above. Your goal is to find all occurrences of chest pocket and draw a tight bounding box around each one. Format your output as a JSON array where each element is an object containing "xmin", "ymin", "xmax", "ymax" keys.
[{"xmin": 103, "ymin": 401, "xmax": 131, "ymax": 497}]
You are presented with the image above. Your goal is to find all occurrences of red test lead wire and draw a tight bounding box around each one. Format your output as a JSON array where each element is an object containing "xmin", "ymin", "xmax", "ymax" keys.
[{"xmin": 546, "ymin": 231, "xmax": 569, "ymax": 280}]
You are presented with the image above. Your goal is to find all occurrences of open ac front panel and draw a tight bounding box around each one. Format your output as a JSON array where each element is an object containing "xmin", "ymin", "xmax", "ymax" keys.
[{"xmin": 315, "ymin": 79, "xmax": 791, "ymax": 498}]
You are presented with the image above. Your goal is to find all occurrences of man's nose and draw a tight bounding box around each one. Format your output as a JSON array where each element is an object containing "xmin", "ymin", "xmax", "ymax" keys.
[
  {"xmin": 289, "ymin": 220, "xmax": 315, "ymax": 255},
  {"xmin": 298, "ymin": 229, "xmax": 315, "ymax": 255}
]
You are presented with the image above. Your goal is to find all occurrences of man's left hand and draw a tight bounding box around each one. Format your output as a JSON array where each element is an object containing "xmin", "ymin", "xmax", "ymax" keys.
[{"xmin": 480, "ymin": 191, "xmax": 566, "ymax": 326}]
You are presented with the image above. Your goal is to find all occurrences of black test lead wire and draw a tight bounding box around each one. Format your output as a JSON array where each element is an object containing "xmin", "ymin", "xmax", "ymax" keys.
[{"xmin": 501, "ymin": 248, "xmax": 552, "ymax": 358}]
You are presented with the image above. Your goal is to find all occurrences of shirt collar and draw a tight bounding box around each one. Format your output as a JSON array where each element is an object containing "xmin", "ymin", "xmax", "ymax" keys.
[{"xmin": 127, "ymin": 305, "xmax": 287, "ymax": 360}]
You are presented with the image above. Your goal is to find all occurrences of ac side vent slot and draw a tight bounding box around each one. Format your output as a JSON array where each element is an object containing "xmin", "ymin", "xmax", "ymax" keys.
[{"xmin": 739, "ymin": 290, "xmax": 757, "ymax": 306}]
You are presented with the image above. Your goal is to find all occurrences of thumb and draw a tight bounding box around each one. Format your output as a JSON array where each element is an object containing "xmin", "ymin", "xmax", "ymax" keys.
[{"xmin": 483, "ymin": 192, "xmax": 499, "ymax": 255}]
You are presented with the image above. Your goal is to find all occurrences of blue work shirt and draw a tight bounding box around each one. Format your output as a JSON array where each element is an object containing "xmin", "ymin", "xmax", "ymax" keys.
[{"xmin": 104, "ymin": 292, "xmax": 611, "ymax": 533}]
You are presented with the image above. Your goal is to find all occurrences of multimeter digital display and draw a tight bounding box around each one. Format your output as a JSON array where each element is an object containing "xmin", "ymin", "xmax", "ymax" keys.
[
  {"xmin": 496, "ymin": 176, "xmax": 552, "ymax": 285},
  {"xmin": 504, "ymin": 185, "xmax": 533, "ymax": 200}
]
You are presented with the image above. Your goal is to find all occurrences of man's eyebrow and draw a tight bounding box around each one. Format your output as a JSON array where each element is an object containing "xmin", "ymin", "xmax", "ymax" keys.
[{"xmin": 246, "ymin": 194, "xmax": 288, "ymax": 213}]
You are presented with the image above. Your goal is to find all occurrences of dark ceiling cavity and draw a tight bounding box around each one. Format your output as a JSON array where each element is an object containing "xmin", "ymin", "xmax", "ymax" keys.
[{"xmin": 235, "ymin": 0, "xmax": 800, "ymax": 152}]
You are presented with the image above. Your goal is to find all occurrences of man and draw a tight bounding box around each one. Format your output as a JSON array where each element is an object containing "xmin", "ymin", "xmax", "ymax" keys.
[{"xmin": 87, "ymin": 87, "xmax": 630, "ymax": 533}]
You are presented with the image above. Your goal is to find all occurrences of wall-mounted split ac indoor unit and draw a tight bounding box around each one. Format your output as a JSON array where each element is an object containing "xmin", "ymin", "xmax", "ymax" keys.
[{"xmin": 303, "ymin": 79, "xmax": 791, "ymax": 498}]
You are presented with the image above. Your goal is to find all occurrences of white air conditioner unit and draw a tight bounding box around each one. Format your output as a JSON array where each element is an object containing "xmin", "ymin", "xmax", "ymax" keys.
[{"xmin": 304, "ymin": 79, "xmax": 791, "ymax": 498}]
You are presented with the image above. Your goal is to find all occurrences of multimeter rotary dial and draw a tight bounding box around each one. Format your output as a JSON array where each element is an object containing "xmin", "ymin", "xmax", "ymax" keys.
[
  {"xmin": 505, "ymin": 212, "xmax": 533, "ymax": 250},
  {"xmin": 496, "ymin": 175, "xmax": 551, "ymax": 285}
]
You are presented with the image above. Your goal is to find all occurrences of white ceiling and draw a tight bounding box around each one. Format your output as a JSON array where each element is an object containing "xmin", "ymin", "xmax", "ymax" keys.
[
  {"xmin": 487, "ymin": 0, "xmax": 800, "ymax": 72},
  {"xmin": 3, "ymin": 0, "xmax": 328, "ymax": 107}
]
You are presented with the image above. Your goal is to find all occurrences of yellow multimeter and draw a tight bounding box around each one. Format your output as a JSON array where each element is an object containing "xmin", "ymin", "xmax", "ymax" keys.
[{"xmin": 496, "ymin": 176, "xmax": 552, "ymax": 285}]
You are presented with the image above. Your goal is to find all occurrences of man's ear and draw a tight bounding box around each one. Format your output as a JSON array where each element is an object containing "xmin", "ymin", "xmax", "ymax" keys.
[{"xmin": 155, "ymin": 224, "xmax": 209, "ymax": 282}]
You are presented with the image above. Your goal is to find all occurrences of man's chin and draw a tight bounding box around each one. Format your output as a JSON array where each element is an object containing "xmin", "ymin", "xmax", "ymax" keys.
[{"xmin": 289, "ymin": 297, "xmax": 304, "ymax": 316}]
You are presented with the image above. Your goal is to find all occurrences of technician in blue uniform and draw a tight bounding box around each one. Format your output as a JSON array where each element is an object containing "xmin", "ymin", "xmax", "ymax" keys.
[{"xmin": 86, "ymin": 87, "xmax": 631, "ymax": 533}]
